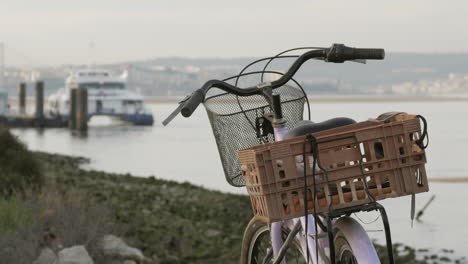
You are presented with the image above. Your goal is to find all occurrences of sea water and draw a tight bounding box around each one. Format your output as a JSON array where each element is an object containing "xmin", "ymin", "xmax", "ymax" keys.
[{"xmin": 12, "ymin": 101, "xmax": 468, "ymax": 257}]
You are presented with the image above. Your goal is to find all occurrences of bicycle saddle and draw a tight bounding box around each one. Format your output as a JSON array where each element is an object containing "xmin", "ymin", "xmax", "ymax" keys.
[{"xmin": 284, "ymin": 117, "xmax": 356, "ymax": 139}]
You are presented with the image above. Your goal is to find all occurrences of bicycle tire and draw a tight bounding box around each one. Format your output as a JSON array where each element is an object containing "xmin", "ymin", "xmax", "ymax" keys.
[
  {"xmin": 333, "ymin": 216, "xmax": 381, "ymax": 264},
  {"xmin": 241, "ymin": 217, "xmax": 378, "ymax": 264},
  {"xmin": 240, "ymin": 217, "xmax": 306, "ymax": 264},
  {"xmin": 334, "ymin": 230, "xmax": 358, "ymax": 264}
]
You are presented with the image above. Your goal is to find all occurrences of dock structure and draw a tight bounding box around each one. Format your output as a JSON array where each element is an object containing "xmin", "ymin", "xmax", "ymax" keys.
[
  {"xmin": 35, "ymin": 81, "xmax": 44, "ymax": 121},
  {"xmin": 18, "ymin": 82, "xmax": 26, "ymax": 115},
  {"xmin": 69, "ymin": 88, "xmax": 77, "ymax": 130},
  {"xmin": 68, "ymin": 87, "xmax": 88, "ymax": 132},
  {"xmin": 2, "ymin": 76, "xmax": 153, "ymax": 129},
  {"xmin": 1, "ymin": 81, "xmax": 67, "ymax": 128},
  {"xmin": 2, "ymin": 82, "xmax": 91, "ymax": 131},
  {"xmin": 75, "ymin": 87, "xmax": 88, "ymax": 131}
]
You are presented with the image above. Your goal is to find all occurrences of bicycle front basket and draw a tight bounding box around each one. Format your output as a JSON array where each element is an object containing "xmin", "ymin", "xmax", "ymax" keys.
[{"xmin": 204, "ymin": 84, "xmax": 306, "ymax": 187}]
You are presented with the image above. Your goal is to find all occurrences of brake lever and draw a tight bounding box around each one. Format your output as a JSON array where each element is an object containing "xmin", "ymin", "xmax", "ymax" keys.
[{"xmin": 162, "ymin": 95, "xmax": 190, "ymax": 126}]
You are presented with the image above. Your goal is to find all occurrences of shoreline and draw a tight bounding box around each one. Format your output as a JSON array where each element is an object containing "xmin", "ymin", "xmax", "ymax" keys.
[
  {"xmin": 145, "ymin": 95, "xmax": 468, "ymax": 104},
  {"xmin": 429, "ymin": 177, "xmax": 468, "ymax": 183},
  {"xmin": 12, "ymin": 149, "xmax": 468, "ymax": 263},
  {"xmin": 7, "ymin": 95, "xmax": 468, "ymax": 106}
]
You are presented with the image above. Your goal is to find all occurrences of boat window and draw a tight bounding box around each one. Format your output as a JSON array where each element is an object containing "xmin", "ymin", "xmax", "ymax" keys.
[
  {"xmin": 101, "ymin": 82, "xmax": 125, "ymax": 89},
  {"xmin": 78, "ymin": 72, "xmax": 109, "ymax": 77},
  {"xmin": 78, "ymin": 82, "xmax": 125, "ymax": 89},
  {"xmin": 79, "ymin": 83, "xmax": 100, "ymax": 89}
]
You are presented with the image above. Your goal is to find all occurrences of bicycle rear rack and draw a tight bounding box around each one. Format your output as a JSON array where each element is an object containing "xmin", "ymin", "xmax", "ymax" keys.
[
  {"xmin": 323, "ymin": 202, "xmax": 394, "ymax": 264},
  {"xmin": 268, "ymin": 202, "xmax": 394, "ymax": 264}
]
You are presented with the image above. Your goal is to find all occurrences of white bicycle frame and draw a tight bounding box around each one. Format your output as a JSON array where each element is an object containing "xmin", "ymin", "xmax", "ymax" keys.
[
  {"xmin": 270, "ymin": 127, "xmax": 380, "ymax": 264},
  {"xmin": 162, "ymin": 44, "xmax": 390, "ymax": 264}
]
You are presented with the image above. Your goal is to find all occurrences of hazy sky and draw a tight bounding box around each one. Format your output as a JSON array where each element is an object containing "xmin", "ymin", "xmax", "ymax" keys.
[{"xmin": 1, "ymin": 0, "xmax": 468, "ymax": 66}]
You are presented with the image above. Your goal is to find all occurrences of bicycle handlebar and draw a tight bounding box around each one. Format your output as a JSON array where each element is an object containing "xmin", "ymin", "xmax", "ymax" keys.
[
  {"xmin": 164, "ymin": 44, "xmax": 385, "ymax": 123},
  {"xmin": 180, "ymin": 49, "xmax": 327, "ymax": 117},
  {"xmin": 326, "ymin": 44, "xmax": 385, "ymax": 63},
  {"xmin": 180, "ymin": 80, "xmax": 261, "ymax": 117},
  {"xmin": 180, "ymin": 89, "xmax": 205, "ymax": 117}
]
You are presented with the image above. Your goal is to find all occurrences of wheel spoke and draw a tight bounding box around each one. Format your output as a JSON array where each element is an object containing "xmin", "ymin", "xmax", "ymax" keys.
[{"xmin": 247, "ymin": 223, "xmax": 306, "ymax": 264}]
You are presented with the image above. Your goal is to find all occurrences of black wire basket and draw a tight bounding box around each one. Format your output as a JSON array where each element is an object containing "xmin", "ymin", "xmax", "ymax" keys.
[{"xmin": 204, "ymin": 77, "xmax": 307, "ymax": 187}]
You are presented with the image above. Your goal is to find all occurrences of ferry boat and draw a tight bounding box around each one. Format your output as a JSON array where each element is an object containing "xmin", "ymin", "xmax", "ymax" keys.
[{"xmin": 47, "ymin": 69, "xmax": 153, "ymax": 126}]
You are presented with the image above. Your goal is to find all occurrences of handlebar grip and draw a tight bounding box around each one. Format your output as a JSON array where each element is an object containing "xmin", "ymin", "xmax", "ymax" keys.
[
  {"xmin": 326, "ymin": 44, "xmax": 385, "ymax": 63},
  {"xmin": 181, "ymin": 89, "xmax": 205, "ymax": 117},
  {"xmin": 351, "ymin": 48, "xmax": 385, "ymax": 60}
]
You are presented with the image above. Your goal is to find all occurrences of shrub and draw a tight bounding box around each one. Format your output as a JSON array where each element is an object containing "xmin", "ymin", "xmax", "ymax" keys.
[
  {"xmin": 0, "ymin": 196, "xmax": 35, "ymax": 235},
  {"xmin": 0, "ymin": 125, "xmax": 43, "ymax": 195},
  {"xmin": 0, "ymin": 186, "xmax": 126, "ymax": 264}
]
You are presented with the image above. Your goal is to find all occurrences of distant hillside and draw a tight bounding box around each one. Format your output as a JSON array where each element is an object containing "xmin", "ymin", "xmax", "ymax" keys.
[
  {"xmin": 125, "ymin": 52, "xmax": 468, "ymax": 96},
  {"xmin": 135, "ymin": 53, "xmax": 468, "ymax": 86},
  {"xmin": 3, "ymin": 53, "xmax": 468, "ymax": 97}
]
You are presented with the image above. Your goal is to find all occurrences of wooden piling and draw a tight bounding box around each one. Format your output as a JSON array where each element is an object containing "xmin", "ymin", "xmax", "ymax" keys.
[
  {"xmin": 69, "ymin": 88, "xmax": 77, "ymax": 130},
  {"xmin": 76, "ymin": 87, "xmax": 88, "ymax": 131},
  {"xmin": 35, "ymin": 81, "xmax": 44, "ymax": 120},
  {"xmin": 18, "ymin": 82, "xmax": 26, "ymax": 115}
]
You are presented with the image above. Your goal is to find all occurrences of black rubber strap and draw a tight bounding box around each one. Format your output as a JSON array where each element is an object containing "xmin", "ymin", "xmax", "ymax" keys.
[
  {"xmin": 302, "ymin": 138, "xmax": 310, "ymax": 263},
  {"xmin": 303, "ymin": 134, "xmax": 320, "ymax": 264},
  {"xmin": 415, "ymin": 115, "xmax": 429, "ymax": 149}
]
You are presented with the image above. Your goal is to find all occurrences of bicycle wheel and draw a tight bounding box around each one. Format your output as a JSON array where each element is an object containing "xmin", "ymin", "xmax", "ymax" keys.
[
  {"xmin": 334, "ymin": 230, "xmax": 357, "ymax": 264},
  {"xmin": 240, "ymin": 218, "xmax": 306, "ymax": 264},
  {"xmin": 333, "ymin": 216, "xmax": 380, "ymax": 264}
]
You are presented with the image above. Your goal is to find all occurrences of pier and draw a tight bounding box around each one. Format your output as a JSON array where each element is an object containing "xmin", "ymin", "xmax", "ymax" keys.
[
  {"xmin": 1, "ymin": 76, "xmax": 153, "ymax": 130},
  {"xmin": 0, "ymin": 81, "xmax": 88, "ymax": 131}
]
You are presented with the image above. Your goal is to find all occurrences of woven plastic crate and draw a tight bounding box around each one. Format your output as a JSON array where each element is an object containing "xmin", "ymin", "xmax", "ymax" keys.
[{"xmin": 238, "ymin": 114, "xmax": 429, "ymax": 223}]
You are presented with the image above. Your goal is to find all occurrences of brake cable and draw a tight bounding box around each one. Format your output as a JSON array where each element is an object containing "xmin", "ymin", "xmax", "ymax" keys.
[
  {"xmin": 303, "ymin": 134, "xmax": 321, "ymax": 264},
  {"xmin": 259, "ymin": 47, "xmax": 326, "ymax": 121},
  {"xmin": 220, "ymin": 70, "xmax": 306, "ymax": 142},
  {"xmin": 415, "ymin": 115, "xmax": 429, "ymax": 149},
  {"xmin": 260, "ymin": 47, "xmax": 326, "ymax": 83}
]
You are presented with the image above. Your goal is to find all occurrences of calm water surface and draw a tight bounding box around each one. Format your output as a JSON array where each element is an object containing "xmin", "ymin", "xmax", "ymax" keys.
[{"xmin": 12, "ymin": 101, "xmax": 468, "ymax": 257}]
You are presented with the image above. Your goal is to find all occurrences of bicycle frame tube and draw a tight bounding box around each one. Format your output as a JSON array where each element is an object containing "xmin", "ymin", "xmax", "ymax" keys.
[
  {"xmin": 271, "ymin": 127, "xmax": 379, "ymax": 264},
  {"xmin": 271, "ymin": 127, "xmax": 288, "ymax": 264},
  {"xmin": 273, "ymin": 127, "xmax": 288, "ymax": 141},
  {"xmin": 271, "ymin": 127, "xmax": 325, "ymax": 264},
  {"xmin": 165, "ymin": 44, "xmax": 387, "ymax": 263}
]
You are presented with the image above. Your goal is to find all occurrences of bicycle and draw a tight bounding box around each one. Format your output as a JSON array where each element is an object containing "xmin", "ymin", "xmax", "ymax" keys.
[{"xmin": 163, "ymin": 44, "xmax": 395, "ymax": 264}]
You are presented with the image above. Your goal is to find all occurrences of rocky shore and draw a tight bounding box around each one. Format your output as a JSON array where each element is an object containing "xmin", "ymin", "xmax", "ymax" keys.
[
  {"xmin": 31, "ymin": 152, "xmax": 466, "ymax": 264},
  {"xmin": 35, "ymin": 152, "xmax": 252, "ymax": 263},
  {"xmin": 1, "ymin": 127, "xmax": 465, "ymax": 264}
]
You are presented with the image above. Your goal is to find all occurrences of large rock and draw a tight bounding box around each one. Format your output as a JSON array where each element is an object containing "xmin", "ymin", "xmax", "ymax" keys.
[
  {"xmin": 33, "ymin": 248, "xmax": 57, "ymax": 264},
  {"xmin": 57, "ymin": 245, "xmax": 93, "ymax": 264},
  {"xmin": 205, "ymin": 229, "xmax": 221, "ymax": 238},
  {"xmin": 101, "ymin": 235, "xmax": 144, "ymax": 260}
]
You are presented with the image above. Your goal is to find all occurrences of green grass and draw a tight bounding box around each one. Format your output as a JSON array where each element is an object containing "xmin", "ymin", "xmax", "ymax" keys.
[
  {"xmin": 0, "ymin": 125, "xmax": 464, "ymax": 263},
  {"xmin": 0, "ymin": 188, "xmax": 127, "ymax": 264},
  {"xmin": 0, "ymin": 196, "xmax": 34, "ymax": 235},
  {"xmin": 0, "ymin": 125, "xmax": 43, "ymax": 196}
]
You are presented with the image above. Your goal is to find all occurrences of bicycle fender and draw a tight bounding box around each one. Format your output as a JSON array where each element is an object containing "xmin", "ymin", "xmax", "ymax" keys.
[{"xmin": 333, "ymin": 216, "xmax": 380, "ymax": 263}]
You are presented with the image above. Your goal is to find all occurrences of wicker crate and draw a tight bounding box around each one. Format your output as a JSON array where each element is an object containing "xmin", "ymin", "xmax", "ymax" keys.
[{"xmin": 238, "ymin": 114, "xmax": 429, "ymax": 223}]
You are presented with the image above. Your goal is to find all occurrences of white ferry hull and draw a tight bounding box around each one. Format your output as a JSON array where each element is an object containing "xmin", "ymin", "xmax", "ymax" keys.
[{"xmin": 47, "ymin": 69, "xmax": 154, "ymax": 126}]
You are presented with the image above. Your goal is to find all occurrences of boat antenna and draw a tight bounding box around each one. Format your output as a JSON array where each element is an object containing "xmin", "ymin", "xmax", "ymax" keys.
[{"xmin": 88, "ymin": 40, "xmax": 96, "ymax": 69}]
